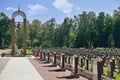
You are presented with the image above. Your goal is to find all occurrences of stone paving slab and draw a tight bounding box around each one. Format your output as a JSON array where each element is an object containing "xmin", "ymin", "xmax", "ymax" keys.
[
  {"xmin": 0, "ymin": 57, "xmax": 44, "ymax": 80},
  {"xmin": 29, "ymin": 58, "xmax": 88, "ymax": 80},
  {"xmin": 0, "ymin": 58, "xmax": 9, "ymax": 73}
]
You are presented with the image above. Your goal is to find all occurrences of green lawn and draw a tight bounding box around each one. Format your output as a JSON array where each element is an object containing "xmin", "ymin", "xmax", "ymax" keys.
[
  {"xmin": 78, "ymin": 61, "xmax": 120, "ymax": 80},
  {"xmin": 26, "ymin": 49, "xmax": 33, "ymax": 55},
  {"xmin": 103, "ymin": 66, "xmax": 120, "ymax": 80}
]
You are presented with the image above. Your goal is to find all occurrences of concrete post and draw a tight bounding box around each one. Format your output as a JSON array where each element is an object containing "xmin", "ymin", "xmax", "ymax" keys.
[
  {"xmin": 72, "ymin": 54, "xmax": 79, "ymax": 78},
  {"xmin": 40, "ymin": 50, "xmax": 43, "ymax": 59},
  {"xmin": 53, "ymin": 52, "xmax": 57, "ymax": 67},
  {"xmin": 47, "ymin": 51, "xmax": 50, "ymax": 63},
  {"xmin": 61, "ymin": 53, "xmax": 65, "ymax": 71},
  {"xmin": 107, "ymin": 59, "xmax": 114, "ymax": 79},
  {"xmin": 93, "ymin": 57, "xmax": 103, "ymax": 80},
  {"xmin": 85, "ymin": 57, "xmax": 89, "ymax": 70},
  {"xmin": 91, "ymin": 58, "xmax": 94, "ymax": 71}
]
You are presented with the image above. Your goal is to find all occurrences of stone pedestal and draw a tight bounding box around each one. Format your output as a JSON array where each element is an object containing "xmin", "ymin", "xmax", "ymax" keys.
[
  {"xmin": 107, "ymin": 59, "xmax": 114, "ymax": 79},
  {"xmin": 93, "ymin": 57, "xmax": 103, "ymax": 80},
  {"xmin": 91, "ymin": 58, "xmax": 94, "ymax": 71},
  {"xmin": 85, "ymin": 57, "xmax": 89, "ymax": 70},
  {"xmin": 72, "ymin": 54, "xmax": 79, "ymax": 78},
  {"xmin": 112, "ymin": 57, "xmax": 115, "ymax": 72},
  {"xmin": 53, "ymin": 52, "xmax": 57, "ymax": 67},
  {"xmin": 101, "ymin": 56, "xmax": 106, "ymax": 75},
  {"xmin": 47, "ymin": 51, "xmax": 50, "ymax": 63},
  {"xmin": 40, "ymin": 50, "xmax": 43, "ymax": 59},
  {"xmin": 60, "ymin": 53, "xmax": 66, "ymax": 71}
]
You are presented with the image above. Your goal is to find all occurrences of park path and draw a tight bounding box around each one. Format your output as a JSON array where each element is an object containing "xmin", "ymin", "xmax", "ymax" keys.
[{"xmin": 0, "ymin": 57, "xmax": 44, "ymax": 80}]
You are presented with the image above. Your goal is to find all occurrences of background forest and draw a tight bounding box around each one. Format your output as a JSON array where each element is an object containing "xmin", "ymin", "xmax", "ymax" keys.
[{"xmin": 0, "ymin": 7, "xmax": 120, "ymax": 49}]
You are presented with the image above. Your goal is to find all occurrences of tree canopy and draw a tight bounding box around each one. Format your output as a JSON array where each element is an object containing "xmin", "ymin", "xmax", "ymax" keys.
[{"xmin": 0, "ymin": 6, "xmax": 120, "ymax": 48}]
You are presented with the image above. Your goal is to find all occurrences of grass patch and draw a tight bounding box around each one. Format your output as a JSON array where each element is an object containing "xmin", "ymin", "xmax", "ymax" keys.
[
  {"xmin": 103, "ymin": 66, "xmax": 120, "ymax": 80},
  {"xmin": 26, "ymin": 49, "xmax": 33, "ymax": 55}
]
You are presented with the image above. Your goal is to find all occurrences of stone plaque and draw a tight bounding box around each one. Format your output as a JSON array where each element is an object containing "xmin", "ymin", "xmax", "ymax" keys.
[
  {"xmin": 61, "ymin": 55, "xmax": 62, "ymax": 65},
  {"xmin": 93, "ymin": 60, "xmax": 97, "ymax": 74}
]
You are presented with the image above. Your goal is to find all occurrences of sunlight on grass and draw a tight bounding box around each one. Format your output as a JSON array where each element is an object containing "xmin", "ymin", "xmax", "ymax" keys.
[
  {"xmin": 103, "ymin": 66, "xmax": 120, "ymax": 80},
  {"xmin": 26, "ymin": 49, "xmax": 32, "ymax": 55}
]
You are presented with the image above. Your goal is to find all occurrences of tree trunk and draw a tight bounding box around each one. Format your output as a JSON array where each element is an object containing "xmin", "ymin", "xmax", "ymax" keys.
[{"xmin": 1, "ymin": 37, "xmax": 4, "ymax": 48}]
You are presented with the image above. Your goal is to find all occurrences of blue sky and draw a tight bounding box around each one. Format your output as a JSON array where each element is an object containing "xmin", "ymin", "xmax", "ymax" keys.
[{"xmin": 0, "ymin": 0, "xmax": 120, "ymax": 23}]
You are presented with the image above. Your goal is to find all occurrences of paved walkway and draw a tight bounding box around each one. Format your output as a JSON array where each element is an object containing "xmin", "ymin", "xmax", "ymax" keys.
[
  {"xmin": 0, "ymin": 55, "xmax": 88, "ymax": 80},
  {"xmin": 29, "ymin": 58, "xmax": 88, "ymax": 80},
  {"xmin": 0, "ymin": 57, "xmax": 44, "ymax": 80}
]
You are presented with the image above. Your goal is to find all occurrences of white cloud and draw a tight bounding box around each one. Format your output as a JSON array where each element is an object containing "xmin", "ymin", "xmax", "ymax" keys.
[
  {"xmin": 6, "ymin": 7, "xmax": 17, "ymax": 11},
  {"xmin": 53, "ymin": 0, "xmax": 73, "ymax": 14},
  {"xmin": 28, "ymin": 4, "xmax": 48, "ymax": 15},
  {"xmin": 76, "ymin": 7, "xmax": 80, "ymax": 11}
]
